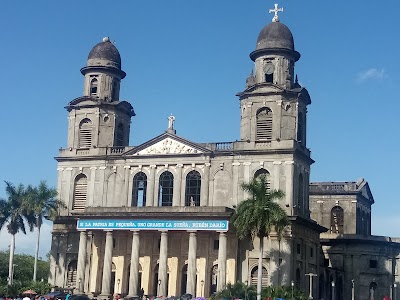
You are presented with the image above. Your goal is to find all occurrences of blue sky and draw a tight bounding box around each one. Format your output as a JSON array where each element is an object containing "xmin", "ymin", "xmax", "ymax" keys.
[{"xmin": 0, "ymin": 1, "xmax": 399, "ymax": 257}]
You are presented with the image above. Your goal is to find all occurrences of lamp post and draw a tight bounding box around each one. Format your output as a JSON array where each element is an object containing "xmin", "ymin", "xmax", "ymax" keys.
[
  {"xmin": 351, "ymin": 279, "xmax": 355, "ymax": 300},
  {"xmin": 393, "ymin": 283, "xmax": 397, "ymax": 300},
  {"xmin": 291, "ymin": 280, "xmax": 294, "ymax": 300},
  {"xmin": 201, "ymin": 280, "xmax": 204, "ymax": 297},
  {"xmin": 331, "ymin": 281, "xmax": 335, "ymax": 300},
  {"xmin": 305, "ymin": 273, "xmax": 317, "ymax": 300},
  {"xmin": 158, "ymin": 279, "xmax": 161, "ymax": 296},
  {"xmin": 78, "ymin": 278, "xmax": 82, "ymax": 294},
  {"xmin": 245, "ymin": 281, "xmax": 249, "ymax": 300}
]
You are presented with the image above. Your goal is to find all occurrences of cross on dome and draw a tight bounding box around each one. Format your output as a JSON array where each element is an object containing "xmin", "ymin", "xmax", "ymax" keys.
[{"xmin": 269, "ymin": 3, "xmax": 283, "ymax": 22}]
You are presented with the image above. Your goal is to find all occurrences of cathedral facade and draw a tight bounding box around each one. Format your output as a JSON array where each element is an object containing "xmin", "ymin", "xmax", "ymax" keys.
[{"xmin": 48, "ymin": 8, "xmax": 400, "ymax": 300}]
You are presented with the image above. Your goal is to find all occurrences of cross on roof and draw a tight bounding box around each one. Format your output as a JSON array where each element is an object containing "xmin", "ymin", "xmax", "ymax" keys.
[{"xmin": 269, "ymin": 3, "xmax": 283, "ymax": 22}]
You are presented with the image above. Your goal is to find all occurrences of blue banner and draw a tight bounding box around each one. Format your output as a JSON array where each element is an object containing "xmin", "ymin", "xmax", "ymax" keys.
[{"xmin": 77, "ymin": 219, "xmax": 228, "ymax": 231}]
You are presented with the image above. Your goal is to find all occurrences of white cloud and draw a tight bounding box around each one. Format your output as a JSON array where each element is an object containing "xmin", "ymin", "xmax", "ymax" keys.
[
  {"xmin": 0, "ymin": 221, "xmax": 53, "ymax": 259},
  {"xmin": 357, "ymin": 68, "xmax": 386, "ymax": 83}
]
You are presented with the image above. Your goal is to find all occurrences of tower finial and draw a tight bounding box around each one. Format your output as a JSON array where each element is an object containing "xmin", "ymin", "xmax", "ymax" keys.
[{"xmin": 269, "ymin": 3, "xmax": 283, "ymax": 22}]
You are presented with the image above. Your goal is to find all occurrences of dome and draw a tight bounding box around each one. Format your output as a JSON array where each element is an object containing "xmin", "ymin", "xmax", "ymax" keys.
[
  {"xmin": 256, "ymin": 22, "xmax": 294, "ymax": 51},
  {"xmin": 87, "ymin": 37, "xmax": 121, "ymax": 69}
]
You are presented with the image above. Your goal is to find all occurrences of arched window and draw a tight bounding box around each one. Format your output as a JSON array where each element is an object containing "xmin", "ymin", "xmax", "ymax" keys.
[
  {"xmin": 153, "ymin": 264, "xmax": 169, "ymax": 296},
  {"xmin": 330, "ymin": 206, "xmax": 344, "ymax": 234},
  {"xmin": 66, "ymin": 260, "xmax": 77, "ymax": 287},
  {"xmin": 116, "ymin": 123, "xmax": 124, "ymax": 146},
  {"xmin": 297, "ymin": 112, "xmax": 303, "ymax": 143},
  {"xmin": 90, "ymin": 78, "xmax": 98, "ymax": 96},
  {"xmin": 254, "ymin": 168, "xmax": 270, "ymax": 191},
  {"xmin": 73, "ymin": 174, "xmax": 87, "ymax": 210},
  {"xmin": 181, "ymin": 264, "xmax": 188, "ymax": 295},
  {"xmin": 250, "ymin": 266, "xmax": 268, "ymax": 287},
  {"xmin": 132, "ymin": 172, "xmax": 147, "ymax": 207},
  {"xmin": 210, "ymin": 265, "xmax": 218, "ymax": 295},
  {"xmin": 369, "ymin": 282, "xmax": 377, "ymax": 300},
  {"xmin": 159, "ymin": 171, "xmax": 173, "ymax": 206},
  {"xmin": 185, "ymin": 170, "xmax": 201, "ymax": 206},
  {"xmin": 79, "ymin": 119, "xmax": 92, "ymax": 148},
  {"xmin": 297, "ymin": 174, "xmax": 304, "ymax": 210},
  {"xmin": 256, "ymin": 107, "xmax": 273, "ymax": 141}
]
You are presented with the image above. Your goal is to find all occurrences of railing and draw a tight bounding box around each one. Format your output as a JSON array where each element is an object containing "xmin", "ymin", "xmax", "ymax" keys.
[
  {"xmin": 109, "ymin": 146, "xmax": 126, "ymax": 154},
  {"xmin": 215, "ymin": 142, "xmax": 234, "ymax": 151}
]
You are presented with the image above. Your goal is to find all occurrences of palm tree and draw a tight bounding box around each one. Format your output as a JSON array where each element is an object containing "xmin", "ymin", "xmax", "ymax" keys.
[
  {"xmin": 231, "ymin": 175, "xmax": 289, "ymax": 300},
  {"xmin": 25, "ymin": 181, "xmax": 64, "ymax": 281},
  {"xmin": 0, "ymin": 181, "xmax": 36, "ymax": 285}
]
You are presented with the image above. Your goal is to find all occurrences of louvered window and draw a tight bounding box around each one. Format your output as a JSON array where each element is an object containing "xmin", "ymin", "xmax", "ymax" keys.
[
  {"xmin": 116, "ymin": 123, "xmax": 124, "ymax": 146},
  {"xmin": 67, "ymin": 260, "xmax": 77, "ymax": 287},
  {"xmin": 73, "ymin": 175, "xmax": 87, "ymax": 210},
  {"xmin": 250, "ymin": 266, "xmax": 268, "ymax": 287},
  {"xmin": 330, "ymin": 206, "xmax": 344, "ymax": 234},
  {"xmin": 185, "ymin": 170, "xmax": 201, "ymax": 206},
  {"xmin": 79, "ymin": 119, "xmax": 92, "ymax": 148},
  {"xmin": 256, "ymin": 107, "xmax": 273, "ymax": 141}
]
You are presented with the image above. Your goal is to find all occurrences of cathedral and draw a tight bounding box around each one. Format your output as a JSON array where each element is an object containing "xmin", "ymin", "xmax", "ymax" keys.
[{"xmin": 48, "ymin": 5, "xmax": 400, "ymax": 300}]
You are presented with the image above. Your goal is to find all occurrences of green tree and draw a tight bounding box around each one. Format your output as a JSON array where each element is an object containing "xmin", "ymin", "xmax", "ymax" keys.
[
  {"xmin": 231, "ymin": 175, "xmax": 289, "ymax": 300},
  {"xmin": 0, "ymin": 182, "xmax": 36, "ymax": 285},
  {"xmin": 24, "ymin": 181, "xmax": 63, "ymax": 282},
  {"xmin": 0, "ymin": 251, "xmax": 50, "ymax": 283}
]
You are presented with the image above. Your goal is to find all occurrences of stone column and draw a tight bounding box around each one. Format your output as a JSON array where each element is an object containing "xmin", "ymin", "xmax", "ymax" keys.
[
  {"xmin": 187, "ymin": 231, "xmax": 197, "ymax": 295},
  {"xmin": 146, "ymin": 165, "xmax": 156, "ymax": 207},
  {"xmin": 173, "ymin": 164, "xmax": 183, "ymax": 206},
  {"xmin": 100, "ymin": 231, "xmax": 113, "ymax": 299},
  {"xmin": 128, "ymin": 231, "xmax": 140, "ymax": 297},
  {"xmin": 200, "ymin": 163, "xmax": 210, "ymax": 206},
  {"xmin": 158, "ymin": 231, "xmax": 168, "ymax": 296},
  {"xmin": 217, "ymin": 232, "xmax": 227, "ymax": 291},
  {"xmin": 76, "ymin": 231, "xmax": 87, "ymax": 293}
]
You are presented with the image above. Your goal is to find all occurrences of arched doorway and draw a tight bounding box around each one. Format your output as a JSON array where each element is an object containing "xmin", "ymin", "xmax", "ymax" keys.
[
  {"xmin": 66, "ymin": 260, "xmax": 77, "ymax": 288},
  {"xmin": 181, "ymin": 264, "xmax": 188, "ymax": 295},
  {"xmin": 153, "ymin": 264, "xmax": 169, "ymax": 296},
  {"xmin": 369, "ymin": 282, "xmax": 377, "ymax": 300},
  {"xmin": 111, "ymin": 263, "xmax": 116, "ymax": 295},
  {"xmin": 210, "ymin": 265, "xmax": 218, "ymax": 295}
]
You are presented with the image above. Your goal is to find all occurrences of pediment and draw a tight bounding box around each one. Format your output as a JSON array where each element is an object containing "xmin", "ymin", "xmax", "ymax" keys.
[{"xmin": 125, "ymin": 133, "xmax": 211, "ymax": 156}]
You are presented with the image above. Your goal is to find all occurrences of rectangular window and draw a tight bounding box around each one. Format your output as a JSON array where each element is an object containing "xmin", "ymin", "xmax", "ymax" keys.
[
  {"xmin": 310, "ymin": 247, "xmax": 314, "ymax": 258},
  {"xmin": 213, "ymin": 240, "xmax": 219, "ymax": 250},
  {"xmin": 297, "ymin": 243, "xmax": 301, "ymax": 255},
  {"xmin": 370, "ymin": 259, "xmax": 377, "ymax": 268}
]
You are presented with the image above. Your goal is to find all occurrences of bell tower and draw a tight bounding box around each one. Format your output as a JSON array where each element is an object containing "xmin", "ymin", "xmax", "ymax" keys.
[
  {"xmin": 237, "ymin": 5, "xmax": 312, "ymax": 218},
  {"xmin": 65, "ymin": 37, "xmax": 135, "ymax": 150}
]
